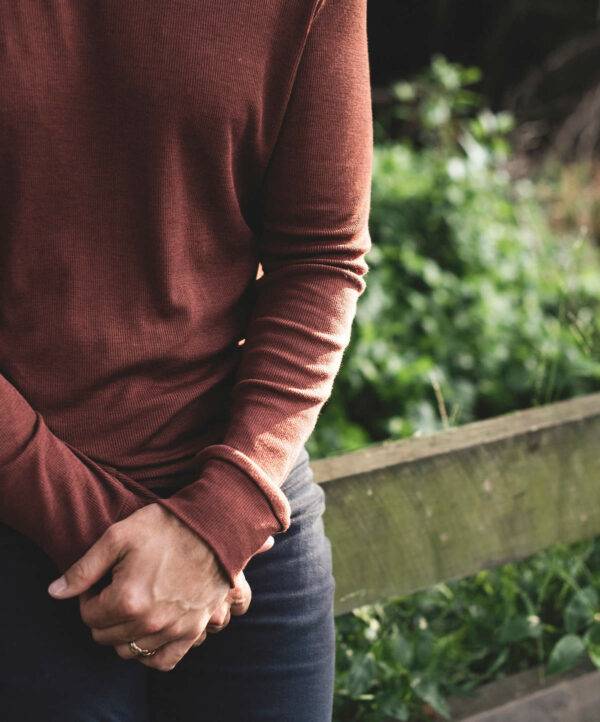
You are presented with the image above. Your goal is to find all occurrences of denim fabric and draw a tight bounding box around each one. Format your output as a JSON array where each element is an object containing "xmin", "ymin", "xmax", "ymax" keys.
[{"xmin": 0, "ymin": 445, "xmax": 336, "ymax": 722}]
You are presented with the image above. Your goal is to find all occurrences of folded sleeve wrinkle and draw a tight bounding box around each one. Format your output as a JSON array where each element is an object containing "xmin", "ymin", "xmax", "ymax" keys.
[
  {"xmin": 155, "ymin": 0, "xmax": 374, "ymax": 588},
  {"xmin": 0, "ymin": 373, "xmax": 158, "ymax": 573}
]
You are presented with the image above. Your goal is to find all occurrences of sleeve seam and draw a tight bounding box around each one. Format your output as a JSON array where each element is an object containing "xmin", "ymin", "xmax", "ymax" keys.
[
  {"xmin": 313, "ymin": 0, "xmax": 327, "ymax": 21},
  {"xmin": 257, "ymin": 0, "xmax": 326, "ymax": 191}
]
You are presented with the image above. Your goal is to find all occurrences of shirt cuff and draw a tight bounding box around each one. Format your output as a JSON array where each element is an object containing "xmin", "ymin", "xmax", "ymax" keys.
[{"xmin": 153, "ymin": 451, "xmax": 291, "ymax": 588}]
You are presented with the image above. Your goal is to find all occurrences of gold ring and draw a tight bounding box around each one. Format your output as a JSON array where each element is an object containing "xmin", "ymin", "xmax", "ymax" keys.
[{"xmin": 128, "ymin": 640, "xmax": 157, "ymax": 657}]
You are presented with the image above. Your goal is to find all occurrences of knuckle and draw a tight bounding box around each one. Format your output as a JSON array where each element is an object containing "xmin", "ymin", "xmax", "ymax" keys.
[
  {"xmin": 115, "ymin": 646, "xmax": 131, "ymax": 660},
  {"xmin": 104, "ymin": 523, "xmax": 124, "ymax": 548},
  {"xmin": 170, "ymin": 617, "xmax": 189, "ymax": 639},
  {"xmin": 230, "ymin": 599, "xmax": 249, "ymax": 617},
  {"xmin": 208, "ymin": 622, "xmax": 225, "ymax": 633},
  {"xmin": 193, "ymin": 630, "xmax": 208, "ymax": 646},
  {"xmin": 210, "ymin": 606, "xmax": 228, "ymax": 627},
  {"xmin": 142, "ymin": 615, "xmax": 165, "ymax": 636},
  {"xmin": 79, "ymin": 606, "xmax": 95, "ymax": 627},
  {"xmin": 210, "ymin": 614, "xmax": 227, "ymax": 629},
  {"xmin": 90, "ymin": 627, "xmax": 105, "ymax": 643},
  {"xmin": 153, "ymin": 659, "xmax": 176, "ymax": 673},
  {"xmin": 230, "ymin": 585, "xmax": 250, "ymax": 608},
  {"xmin": 117, "ymin": 588, "xmax": 146, "ymax": 617},
  {"xmin": 229, "ymin": 588, "xmax": 243, "ymax": 604},
  {"xmin": 196, "ymin": 621, "xmax": 209, "ymax": 638}
]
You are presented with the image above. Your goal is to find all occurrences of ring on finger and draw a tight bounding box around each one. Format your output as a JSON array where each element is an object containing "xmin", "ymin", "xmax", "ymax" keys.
[
  {"xmin": 129, "ymin": 640, "xmax": 157, "ymax": 657},
  {"xmin": 114, "ymin": 616, "xmax": 194, "ymax": 659}
]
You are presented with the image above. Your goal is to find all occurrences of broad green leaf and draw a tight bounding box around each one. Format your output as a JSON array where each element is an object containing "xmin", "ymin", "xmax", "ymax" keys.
[
  {"xmin": 412, "ymin": 678, "xmax": 451, "ymax": 720},
  {"xmin": 497, "ymin": 615, "xmax": 541, "ymax": 643},
  {"xmin": 584, "ymin": 623, "xmax": 600, "ymax": 667},
  {"xmin": 379, "ymin": 696, "xmax": 410, "ymax": 721},
  {"xmin": 346, "ymin": 652, "xmax": 378, "ymax": 698},
  {"xmin": 565, "ymin": 587, "xmax": 598, "ymax": 633},
  {"xmin": 547, "ymin": 635, "xmax": 586, "ymax": 676},
  {"xmin": 387, "ymin": 629, "xmax": 414, "ymax": 668}
]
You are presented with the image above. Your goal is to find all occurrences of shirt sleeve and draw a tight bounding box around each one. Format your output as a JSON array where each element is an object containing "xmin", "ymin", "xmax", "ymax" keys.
[
  {"xmin": 155, "ymin": 0, "xmax": 373, "ymax": 588},
  {"xmin": 0, "ymin": 372, "xmax": 158, "ymax": 573}
]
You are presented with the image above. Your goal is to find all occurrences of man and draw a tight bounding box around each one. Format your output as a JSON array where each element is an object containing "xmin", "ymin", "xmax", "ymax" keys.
[{"xmin": 0, "ymin": 0, "xmax": 373, "ymax": 718}]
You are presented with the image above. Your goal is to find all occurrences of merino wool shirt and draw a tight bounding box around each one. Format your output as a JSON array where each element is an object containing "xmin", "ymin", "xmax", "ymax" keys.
[{"xmin": 0, "ymin": 0, "xmax": 373, "ymax": 587}]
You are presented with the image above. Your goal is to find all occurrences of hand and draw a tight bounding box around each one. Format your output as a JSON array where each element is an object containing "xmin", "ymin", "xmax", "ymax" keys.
[
  {"xmin": 203, "ymin": 565, "xmax": 259, "ymax": 638},
  {"xmin": 205, "ymin": 533, "xmax": 272, "ymax": 636},
  {"xmin": 47, "ymin": 503, "xmax": 272, "ymax": 671},
  {"xmin": 77, "ymin": 543, "xmax": 267, "ymax": 655}
]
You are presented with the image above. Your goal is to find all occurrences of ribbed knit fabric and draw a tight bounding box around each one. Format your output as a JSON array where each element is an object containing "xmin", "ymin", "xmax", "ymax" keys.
[{"xmin": 0, "ymin": 0, "xmax": 373, "ymax": 587}]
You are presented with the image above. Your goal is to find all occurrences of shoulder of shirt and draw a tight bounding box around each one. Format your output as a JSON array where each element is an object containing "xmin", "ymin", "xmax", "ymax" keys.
[
  {"xmin": 310, "ymin": 0, "xmax": 365, "ymax": 22},
  {"xmin": 310, "ymin": 0, "xmax": 330, "ymax": 23}
]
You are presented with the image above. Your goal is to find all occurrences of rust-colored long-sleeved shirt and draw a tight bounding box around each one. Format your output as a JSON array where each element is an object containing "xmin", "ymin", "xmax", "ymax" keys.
[{"xmin": 0, "ymin": 0, "xmax": 373, "ymax": 587}]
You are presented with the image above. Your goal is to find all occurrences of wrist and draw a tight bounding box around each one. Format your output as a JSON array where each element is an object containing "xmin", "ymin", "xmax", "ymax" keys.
[{"xmin": 152, "ymin": 503, "xmax": 230, "ymax": 587}]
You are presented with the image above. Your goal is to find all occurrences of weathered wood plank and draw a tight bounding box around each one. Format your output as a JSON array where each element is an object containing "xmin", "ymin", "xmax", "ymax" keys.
[
  {"xmin": 308, "ymin": 392, "xmax": 600, "ymax": 615},
  {"xmin": 447, "ymin": 660, "xmax": 597, "ymax": 720},
  {"xmin": 459, "ymin": 667, "xmax": 600, "ymax": 722}
]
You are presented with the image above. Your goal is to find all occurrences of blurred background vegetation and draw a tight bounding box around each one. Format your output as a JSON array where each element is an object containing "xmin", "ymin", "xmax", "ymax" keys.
[{"xmin": 309, "ymin": 4, "xmax": 600, "ymax": 719}]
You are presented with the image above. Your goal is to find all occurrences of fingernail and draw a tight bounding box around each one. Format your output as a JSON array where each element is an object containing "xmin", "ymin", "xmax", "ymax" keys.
[{"xmin": 48, "ymin": 576, "xmax": 67, "ymax": 595}]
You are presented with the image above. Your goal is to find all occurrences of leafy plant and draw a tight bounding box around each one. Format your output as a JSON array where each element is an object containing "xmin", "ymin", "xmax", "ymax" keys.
[
  {"xmin": 307, "ymin": 55, "xmax": 600, "ymax": 720},
  {"xmin": 334, "ymin": 538, "xmax": 600, "ymax": 721},
  {"xmin": 309, "ymin": 55, "xmax": 600, "ymax": 460}
]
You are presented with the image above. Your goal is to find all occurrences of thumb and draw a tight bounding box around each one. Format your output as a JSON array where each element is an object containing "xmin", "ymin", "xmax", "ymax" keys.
[
  {"xmin": 48, "ymin": 528, "xmax": 123, "ymax": 599},
  {"xmin": 255, "ymin": 535, "xmax": 275, "ymax": 555}
]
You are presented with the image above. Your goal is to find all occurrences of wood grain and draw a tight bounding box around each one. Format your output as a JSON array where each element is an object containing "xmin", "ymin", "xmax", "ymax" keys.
[{"xmin": 309, "ymin": 392, "xmax": 600, "ymax": 615}]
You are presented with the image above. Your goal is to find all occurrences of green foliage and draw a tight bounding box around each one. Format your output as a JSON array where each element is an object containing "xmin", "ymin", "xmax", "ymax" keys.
[
  {"xmin": 379, "ymin": 54, "xmax": 488, "ymax": 149},
  {"xmin": 312, "ymin": 55, "xmax": 600, "ymax": 720},
  {"xmin": 334, "ymin": 538, "xmax": 600, "ymax": 721},
  {"xmin": 309, "ymin": 55, "xmax": 600, "ymax": 461}
]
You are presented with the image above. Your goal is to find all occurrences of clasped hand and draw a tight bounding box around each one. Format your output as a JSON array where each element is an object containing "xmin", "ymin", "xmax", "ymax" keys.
[{"xmin": 47, "ymin": 503, "xmax": 273, "ymax": 672}]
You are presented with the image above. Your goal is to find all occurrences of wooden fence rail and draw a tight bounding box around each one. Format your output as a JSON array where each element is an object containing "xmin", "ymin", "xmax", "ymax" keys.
[{"xmin": 310, "ymin": 392, "xmax": 600, "ymax": 616}]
